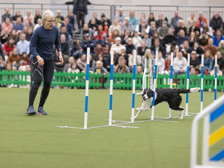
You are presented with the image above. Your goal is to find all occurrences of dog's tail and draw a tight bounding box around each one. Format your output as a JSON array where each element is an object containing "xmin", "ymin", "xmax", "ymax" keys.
[{"xmin": 177, "ymin": 88, "xmax": 200, "ymax": 94}]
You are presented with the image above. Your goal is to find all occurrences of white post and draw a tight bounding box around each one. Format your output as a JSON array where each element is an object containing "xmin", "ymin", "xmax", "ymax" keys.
[
  {"xmin": 109, "ymin": 50, "xmax": 114, "ymax": 126},
  {"xmin": 214, "ymin": 55, "xmax": 217, "ymax": 101},
  {"xmin": 169, "ymin": 52, "xmax": 173, "ymax": 118},
  {"xmin": 200, "ymin": 54, "xmax": 204, "ymax": 112},
  {"xmin": 150, "ymin": 58, "xmax": 153, "ymax": 89},
  {"xmin": 185, "ymin": 53, "xmax": 190, "ymax": 116},
  {"xmin": 151, "ymin": 51, "xmax": 158, "ymax": 120},
  {"xmin": 131, "ymin": 50, "xmax": 136, "ymax": 123},
  {"xmin": 84, "ymin": 47, "xmax": 90, "ymax": 129}
]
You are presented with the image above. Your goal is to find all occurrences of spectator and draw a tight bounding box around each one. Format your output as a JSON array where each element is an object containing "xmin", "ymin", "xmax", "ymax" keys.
[
  {"xmin": 189, "ymin": 20, "xmax": 200, "ymax": 37},
  {"xmin": 34, "ymin": 18, "xmax": 42, "ymax": 31},
  {"xmin": 109, "ymin": 19, "xmax": 121, "ymax": 37},
  {"xmin": 217, "ymin": 40, "xmax": 224, "ymax": 57},
  {"xmin": 148, "ymin": 13, "xmax": 155, "ymax": 26},
  {"xmin": 3, "ymin": 37, "xmax": 15, "ymax": 56},
  {"xmin": 171, "ymin": 11, "xmax": 183, "ymax": 28},
  {"xmin": 137, "ymin": 40, "xmax": 148, "ymax": 56},
  {"xmin": 109, "ymin": 29, "xmax": 120, "ymax": 45},
  {"xmin": 34, "ymin": 10, "xmax": 42, "ymax": 24},
  {"xmin": 197, "ymin": 12, "xmax": 207, "ymax": 28},
  {"xmin": 142, "ymin": 33, "xmax": 152, "ymax": 48},
  {"xmin": 133, "ymin": 31, "xmax": 142, "ymax": 49},
  {"xmin": 55, "ymin": 10, "xmax": 64, "ymax": 23},
  {"xmin": 192, "ymin": 42, "xmax": 204, "ymax": 57},
  {"xmin": 174, "ymin": 20, "xmax": 187, "ymax": 36},
  {"xmin": 137, "ymin": 66, "xmax": 143, "ymax": 74},
  {"xmin": 60, "ymin": 34, "xmax": 70, "ymax": 63},
  {"xmin": 81, "ymin": 34, "xmax": 95, "ymax": 56},
  {"xmin": 2, "ymin": 7, "xmax": 11, "ymax": 23},
  {"xmin": 142, "ymin": 49, "xmax": 155, "ymax": 70},
  {"xmin": 164, "ymin": 28, "xmax": 176, "ymax": 51},
  {"xmin": 213, "ymin": 29, "xmax": 224, "ymax": 47},
  {"xmin": 118, "ymin": 46, "xmax": 128, "ymax": 66},
  {"xmin": 26, "ymin": 27, "xmax": 33, "ymax": 42},
  {"xmin": 138, "ymin": 13, "xmax": 146, "ymax": 25},
  {"xmin": 202, "ymin": 22, "xmax": 213, "ymax": 37},
  {"xmin": 94, "ymin": 25, "xmax": 106, "ymax": 46},
  {"xmin": 151, "ymin": 31, "xmax": 159, "ymax": 45},
  {"xmin": 89, "ymin": 54, "xmax": 95, "ymax": 71},
  {"xmin": 94, "ymin": 42, "xmax": 104, "ymax": 56},
  {"xmin": 165, "ymin": 54, "xmax": 171, "ymax": 74},
  {"xmin": 159, "ymin": 21, "xmax": 169, "ymax": 40},
  {"xmin": 157, "ymin": 51, "xmax": 166, "ymax": 74},
  {"xmin": 12, "ymin": 10, "xmax": 23, "ymax": 23},
  {"xmin": 151, "ymin": 38, "xmax": 165, "ymax": 58},
  {"xmin": 82, "ymin": 23, "xmax": 91, "ymax": 38},
  {"xmin": 204, "ymin": 38, "xmax": 218, "ymax": 58},
  {"xmin": 128, "ymin": 50, "xmax": 141, "ymax": 72},
  {"xmin": 55, "ymin": 17, "xmax": 61, "ymax": 29},
  {"xmin": 173, "ymin": 52, "xmax": 187, "ymax": 76},
  {"xmin": 13, "ymin": 17, "xmax": 24, "ymax": 32},
  {"xmin": 199, "ymin": 30, "xmax": 209, "ymax": 47},
  {"xmin": 129, "ymin": 11, "xmax": 138, "ymax": 29},
  {"xmin": 176, "ymin": 30, "xmax": 188, "ymax": 48},
  {"xmin": 0, "ymin": 54, "xmax": 6, "ymax": 70},
  {"xmin": 121, "ymin": 29, "xmax": 131, "ymax": 45},
  {"xmin": 135, "ymin": 19, "xmax": 150, "ymax": 38},
  {"xmin": 60, "ymin": 26, "xmax": 70, "ymax": 44},
  {"xmin": 64, "ymin": 56, "xmax": 75, "ymax": 72},
  {"xmin": 99, "ymin": 13, "xmax": 111, "ymax": 35},
  {"xmin": 67, "ymin": 62, "xmax": 79, "ymax": 80},
  {"xmin": 19, "ymin": 52, "xmax": 30, "ymax": 69},
  {"xmin": 156, "ymin": 14, "xmax": 163, "ymax": 29},
  {"xmin": 221, "ymin": 24, "xmax": 224, "ymax": 36},
  {"xmin": 126, "ymin": 38, "xmax": 136, "ymax": 56},
  {"xmin": 190, "ymin": 67, "xmax": 197, "ymax": 75},
  {"xmin": 190, "ymin": 51, "xmax": 200, "ymax": 73},
  {"xmin": 188, "ymin": 32, "xmax": 198, "ymax": 48},
  {"xmin": 110, "ymin": 37, "xmax": 122, "ymax": 54},
  {"xmin": 169, "ymin": 41, "xmax": 179, "ymax": 57},
  {"xmin": 187, "ymin": 13, "xmax": 197, "ymax": 31},
  {"xmin": 96, "ymin": 53, "xmax": 107, "ymax": 70},
  {"xmin": 61, "ymin": 17, "xmax": 73, "ymax": 36},
  {"xmin": 1, "ymin": 28, "xmax": 10, "ymax": 44},
  {"xmin": 7, "ymin": 48, "xmax": 20, "ymax": 67},
  {"xmin": 88, "ymin": 13, "xmax": 100, "ymax": 26},
  {"xmin": 210, "ymin": 64, "xmax": 222, "ymax": 76},
  {"xmin": 23, "ymin": 10, "xmax": 34, "ymax": 25},
  {"xmin": 181, "ymin": 40, "xmax": 192, "ymax": 59},
  {"xmin": 71, "ymin": 40, "xmax": 82, "ymax": 60},
  {"xmin": 213, "ymin": 51, "xmax": 224, "ymax": 71},
  {"xmin": 122, "ymin": 17, "xmax": 134, "ymax": 35},
  {"xmin": 2, "ymin": 18, "xmax": 13, "ymax": 34},
  {"xmin": 115, "ymin": 8, "xmax": 126, "ymax": 26},
  {"xmin": 114, "ymin": 57, "xmax": 130, "ymax": 74},
  {"xmin": 203, "ymin": 49, "xmax": 213, "ymax": 74},
  {"xmin": 88, "ymin": 18, "xmax": 98, "ymax": 33},
  {"xmin": 94, "ymin": 61, "xmax": 106, "ymax": 74},
  {"xmin": 16, "ymin": 33, "xmax": 30, "ymax": 56},
  {"xmin": 67, "ymin": 11, "xmax": 75, "ymax": 28},
  {"xmin": 210, "ymin": 12, "xmax": 223, "ymax": 33},
  {"xmin": 9, "ymin": 30, "xmax": 18, "ymax": 44},
  {"xmin": 22, "ymin": 26, "xmax": 28, "ymax": 36},
  {"xmin": 149, "ymin": 21, "xmax": 157, "ymax": 38}
]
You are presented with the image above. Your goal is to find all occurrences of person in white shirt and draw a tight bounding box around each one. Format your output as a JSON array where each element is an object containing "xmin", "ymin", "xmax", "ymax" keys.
[
  {"xmin": 173, "ymin": 52, "xmax": 187, "ymax": 76},
  {"xmin": 135, "ymin": 19, "xmax": 150, "ymax": 38},
  {"xmin": 110, "ymin": 37, "xmax": 123, "ymax": 54},
  {"xmin": 34, "ymin": 18, "xmax": 42, "ymax": 31},
  {"xmin": 23, "ymin": 10, "xmax": 34, "ymax": 25},
  {"xmin": 16, "ymin": 33, "xmax": 30, "ymax": 56},
  {"xmin": 157, "ymin": 51, "xmax": 166, "ymax": 74},
  {"xmin": 133, "ymin": 31, "xmax": 142, "ymax": 48}
]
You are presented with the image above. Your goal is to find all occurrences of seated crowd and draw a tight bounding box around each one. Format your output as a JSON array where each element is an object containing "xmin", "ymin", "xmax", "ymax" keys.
[{"xmin": 0, "ymin": 7, "xmax": 224, "ymax": 81}]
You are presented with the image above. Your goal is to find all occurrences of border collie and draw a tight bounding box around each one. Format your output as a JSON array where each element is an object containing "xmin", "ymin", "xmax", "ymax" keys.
[{"xmin": 133, "ymin": 88, "xmax": 200, "ymax": 120}]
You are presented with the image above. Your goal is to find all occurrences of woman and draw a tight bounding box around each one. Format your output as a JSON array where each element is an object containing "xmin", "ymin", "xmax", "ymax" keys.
[
  {"xmin": 148, "ymin": 13, "xmax": 155, "ymax": 25},
  {"xmin": 94, "ymin": 25, "xmax": 106, "ymax": 46},
  {"xmin": 142, "ymin": 49, "xmax": 155, "ymax": 72},
  {"xmin": 190, "ymin": 51, "xmax": 200, "ymax": 73},
  {"xmin": 109, "ymin": 29, "xmax": 120, "ymax": 45},
  {"xmin": 1, "ymin": 18, "xmax": 13, "ymax": 34},
  {"xmin": 9, "ymin": 30, "xmax": 18, "ymax": 44},
  {"xmin": 71, "ymin": 40, "xmax": 82, "ymax": 60},
  {"xmin": 129, "ymin": 11, "xmax": 137, "ymax": 29},
  {"xmin": 7, "ymin": 48, "xmax": 20, "ymax": 66},
  {"xmin": 34, "ymin": 10, "xmax": 42, "ymax": 24},
  {"xmin": 26, "ymin": 10, "xmax": 63, "ymax": 115},
  {"xmin": 202, "ymin": 22, "xmax": 213, "ymax": 37},
  {"xmin": 189, "ymin": 21, "xmax": 200, "ymax": 37},
  {"xmin": 188, "ymin": 32, "xmax": 198, "ymax": 48},
  {"xmin": 115, "ymin": 57, "xmax": 129, "ymax": 74},
  {"xmin": 138, "ymin": 13, "xmax": 146, "ymax": 25},
  {"xmin": 3, "ymin": 37, "xmax": 15, "ymax": 56},
  {"xmin": 203, "ymin": 49, "xmax": 213, "ymax": 75},
  {"xmin": 34, "ymin": 18, "xmax": 43, "ymax": 31},
  {"xmin": 151, "ymin": 31, "xmax": 159, "ymax": 45},
  {"xmin": 174, "ymin": 20, "xmax": 187, "ymax": 36},
  {"xmin": 217, "ymin": 40, "xmax": 224, "ymax": 58},
  {"xmin": 133, "ymin": 31, "xmax": 142, "ymax": 49}
]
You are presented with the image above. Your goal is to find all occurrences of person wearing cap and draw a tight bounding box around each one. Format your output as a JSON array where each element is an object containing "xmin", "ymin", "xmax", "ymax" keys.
[
  {"xmin": 110, "ymin": 37, "xmax": 123, "ymax": 54},
  {"xmin": 114, "ymin": 8, "xmax": 126, "ymax": 26},
  {"xmin": 81, "ymin": 33, "xmax": 95, "ymax": 56},
  {"xmin": 135, "ymin": 19, "xmax": 150, "ymax": 38},
  {"xmin": 197, "ymin": 12, "xmax": 207, "ymax": 29},
  {"xmin": 99, "ymin": 13, "xmax": 111, "ymax": 30},
  {"xmin": 199, "ymin": 30, "xmax": 209, "ymax": 46},
  {"xmin": 122, "ymin": 17, "xmax": 134, "ymax": 35}
]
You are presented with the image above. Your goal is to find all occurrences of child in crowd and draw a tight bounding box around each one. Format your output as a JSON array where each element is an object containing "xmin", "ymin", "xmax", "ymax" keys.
[
  {"xmin": 133, "ymin": 31, "xmax": 142, "ymax": 49},
  {"xmin": 210, "ymin": 64, "xmax": 222, "ymax": 76},
  {"xmin": 149, "ymin": 21, "xmax": 157, "ymax": 38},
  {"xmin": 190, "ymin": 67, "xmax": 197, "ymax": 75},
  {"xmin": 77, "ymin": 54, "xmax": 87, "ymax": 71},
  {"xmin": 137, "ymin": 66, "xmax": 143, "ymax": 74},
  {"xmin": 71, "ymin": 40, "xmax": 82, "ymax": 60},
  {"xmin": 19, "ymin": 65, "xmax": 31, "ymax": 88},
  {"xmin": 142, "ymin": 33, "xmax": 152, "ymax": 48},
  {"xmin": 19, "ymin": 52, "xmax": 29, "ymax": 71},
  {"xmin": 165, "ymin": 54, "xmax": 171, "ymax": 75},
  {"xmin": 68, "ymin": 62, "xmax": 79, "ymax": 82},
  {"xmin": 5, "ymin": 63, "xmax": 17, "ymax": 88},
  {"xmin": 7, "ymin": 48, "xmax": 20, "ymax": 70},
  {"xmin": 26, "ymin": 27, "xmax": 33, "ymax": 41},
  {"xmin": 203, "ymin": 49, "xmax": 213, "ymax": 75},
  {"xmin": 94, "ymin": 61, "xmax": 106, "ymax": 75},
  {"xmin": 96, "ymin": 53, "xmax": 107, "ymax": 70}
]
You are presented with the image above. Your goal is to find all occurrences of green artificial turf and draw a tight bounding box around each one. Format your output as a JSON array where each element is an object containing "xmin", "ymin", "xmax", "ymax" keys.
[{"xmin": 0, "ymin": 88, "xmax": 223, "ymax": 168}]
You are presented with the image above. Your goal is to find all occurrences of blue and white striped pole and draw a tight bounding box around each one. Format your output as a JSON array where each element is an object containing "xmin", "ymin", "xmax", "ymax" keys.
[
  {"xmin": 214, "ymin": 55, "xmax": 217, "ymax": 101},
  {"xmin": 109, "ymin": 50, "xmax": 114, "ymax": 125},
  {"xmin": 84, "ymin": 48, "xmax": 90, "ymax": 129},
  {"xmin": 185, "ymin": 53, "xmax": 190, "ymax": 116},
  {"xmin": 169, "ymin": 52, "xmax": 173, "ymax": 118},
  {"xmin": 131, "ymin": 50, "xmax": 137, "ymax": 123},
  {"xmin": 200, "ymin": 54, "xmax": 204, "ymax": 112},
  {"xmin": 151, "ymin": 51, "xmax": 158, "ymax": 120},
  {"xmin": 149, "ymin": 57, "xmax": 153, "ymax": 89}
]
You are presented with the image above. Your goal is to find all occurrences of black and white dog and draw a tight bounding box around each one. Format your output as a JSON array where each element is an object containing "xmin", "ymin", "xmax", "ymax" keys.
[{"xmin": 133, "ymin": 88, "xmax": 200, "ymax": 120}]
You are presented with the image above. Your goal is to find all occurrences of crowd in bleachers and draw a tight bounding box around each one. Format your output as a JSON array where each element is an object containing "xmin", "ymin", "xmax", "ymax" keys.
[{"xmin": 0, "ymin": 7, "xmax": 224, "ymax": 83}]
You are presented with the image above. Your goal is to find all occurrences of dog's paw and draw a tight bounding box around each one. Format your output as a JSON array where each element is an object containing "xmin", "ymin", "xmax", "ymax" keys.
[{"xmin": 135, "ymin": 108, "xmax": 142, "ymax": 111}]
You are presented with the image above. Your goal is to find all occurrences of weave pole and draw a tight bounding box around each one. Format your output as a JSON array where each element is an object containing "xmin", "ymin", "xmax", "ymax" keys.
[
  {"xmin": 200, "ymin": 54, "xmax": 204, "ymax": 112},
  {"xmin": 214, "ymin": 55, "xmax": 217, "ymax": 101},
  {"xmin": 84, "ymin": 48, "xmax": 90, "ymax": 129},
  {"xmin": 109, "ymin": 50, "xmax": 114, "ymax": 126},
  {"xmin": 131, "ymin": 50, "xmax": 137, "ymax": 123},
  {"xmin": 169, "ymin": 52, "xmax": 173, "ymax": 118},
  {"xmin": 185, "ymin": 53, "xmax": 190, "ymax": 116},
  {"xmin": 151, "ymin": 51, "xmax": 158, "ymax": 120}
]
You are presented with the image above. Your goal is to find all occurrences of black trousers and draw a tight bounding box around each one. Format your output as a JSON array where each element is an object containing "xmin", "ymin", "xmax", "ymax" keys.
[
  {"xmin": 29, "ymin": 57, "xmax": 54, "ymax": 108},
  {"xmin": 76, "ymin": 11, "xmax": 85, "ymax": 29}
]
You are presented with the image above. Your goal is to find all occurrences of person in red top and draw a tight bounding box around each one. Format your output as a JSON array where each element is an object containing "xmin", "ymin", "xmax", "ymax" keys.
[
  {"xmin": 20, "ymin": 52, "xmax": 29, "ymax": 66},
  {"xmin": 165, "ymin": 54, "xmax": 171, "ymax": 74},
  {"xmin": 94, "ymin": 24, "xmax": 106, "ymax": 46},
  {"xmin": 197, "ymin": 12, "xmax": 207, "ymax": 28},
  {"xmin": 3, "ymin": 37, "xmax": 15, "ymax": 56},
  {"xmin": 94, "ymin": 42, "xmax": 104, "ymax": 56}
]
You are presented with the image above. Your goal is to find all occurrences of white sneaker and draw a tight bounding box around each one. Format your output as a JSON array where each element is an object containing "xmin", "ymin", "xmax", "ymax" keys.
[{"xmin": 179, "ymin": 110, "xmax": 184, "ymax": 119}]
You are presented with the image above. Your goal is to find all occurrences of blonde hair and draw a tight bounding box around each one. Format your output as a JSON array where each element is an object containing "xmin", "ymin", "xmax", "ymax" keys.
[
  {"xmin": 144, "ymin": 49, "xmax": 151, "ymax": 58},
  {"xmin": 219, "ymin": 40, "xmax": 224, "ymax": 47},
  {"xmin": 178, "ymin": 20, "xmax": 184, "ymax": 27},
  {"xmin": 42, "ymin": 10, "xmax": 55, "ymax": 23}
]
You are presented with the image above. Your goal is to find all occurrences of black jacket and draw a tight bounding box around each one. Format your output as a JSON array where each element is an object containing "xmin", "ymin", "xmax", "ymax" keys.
[
  {"xmin": 126, "ymin": 44, "xmax": 136, "ymax": 55},
  {"xmin": 65, "ymin": 0, "xmax": 92, "ymax": 15},
  {"xmin": 99, "ymin": 19, "xmax": 112, "ymax": 29},
  {"xmin": 213, "ymin": 57, "xmax": 224, "ymax": 70},
  {"xmin": 137, "ymin": 46, "xmax": 148, "ymax": 56},
  {"xmin": 210, "ymin": 16, "xmax": 223, "ymax": 31},
  {"xmin": 150, "ymin": 44, "xmax": 165, "ymax": 58},
  {"xmin": 164, "ymin": 35, "xmax": 176, "ymax": 45}
]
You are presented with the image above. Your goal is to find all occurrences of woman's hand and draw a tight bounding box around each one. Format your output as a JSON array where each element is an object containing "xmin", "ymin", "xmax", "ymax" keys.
[
  {"xmin": 59, "ymin": 54, "xmax": 64, "ymax": 64},
  {"xmin": 36, "ymin": 55, "xmax": 44, "ymax": 66}
]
